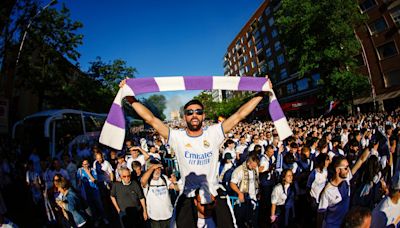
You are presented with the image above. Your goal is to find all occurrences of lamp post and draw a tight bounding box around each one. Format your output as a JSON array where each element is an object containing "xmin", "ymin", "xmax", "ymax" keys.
[{"xmin": 15, "ymin": 0, "xmax": 57, "ymax": 69}]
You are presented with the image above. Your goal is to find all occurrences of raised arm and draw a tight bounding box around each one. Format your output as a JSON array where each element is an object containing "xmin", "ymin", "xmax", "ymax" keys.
[
  {"xmin": 351, "ymin": 148, "xmax": 370, "ymax": 175},
  {"xmin": 222, "ymin": 94, "xmax": 265, "ymax": 134},
  {"xmin": 120, "ymin": 79, "xmax": 169, "ymax": 139},
  {"xmin": 222, "ymin": 78, "xmax": 272, "ymax": 134}
]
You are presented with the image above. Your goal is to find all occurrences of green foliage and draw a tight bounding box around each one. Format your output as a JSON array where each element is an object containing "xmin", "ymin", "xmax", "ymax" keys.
[
  {"xmin": 146, "ymin": 94, "xmax": 167, "ymax": 120},
  {"xmin": 276, "ymin": 0, "xmax": 369, "ymax": 104},
  {"xmin": 14, "ymin": 3, "xmax": 83, "ymax": 109},
  {"xmin": 194, "ymin": 91, "xmax": 249, "ymax": 120},
  {"xmin": 87, "ymin": 57, "xmax": 137, "ymax": 94}
]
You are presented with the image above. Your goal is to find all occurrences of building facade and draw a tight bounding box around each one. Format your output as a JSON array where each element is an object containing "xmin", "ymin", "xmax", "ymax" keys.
[{"xmin": 354, "ymin": 0, "xmax": 400, "ymax": 112}]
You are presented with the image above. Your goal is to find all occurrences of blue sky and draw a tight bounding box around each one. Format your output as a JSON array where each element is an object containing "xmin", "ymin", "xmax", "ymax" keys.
[{"xmin": 59, "ymin": 0, "xmax": 264, "ymax": 118}]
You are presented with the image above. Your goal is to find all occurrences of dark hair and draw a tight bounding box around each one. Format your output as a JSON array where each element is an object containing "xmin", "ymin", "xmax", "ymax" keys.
[
  {"xmin": 281, "ymin": 169, "xmax": 293, "ymax": 185},
  {"xmin": 183, "ymin": 99, "xmax": 204, "ymax": 110},
  {"xmin": 341, "ymin": 207, "xmax": 371, "ymax": 228},
  {"xmin": 253, "ymin": 145, "xmax": 263, "ymax": 155},
  {"xmin": 315, "ymin": 153, "xmax": 329, "ymax": 170},
  {"xmin": 328, "ymin": 155, "xmax": 347, "ymax": 180},
  {"xmin": 131, "ymin": 161, "xmax": 142, "ymax": 170},
  {"xmin": 247, "ymin": 152, "xmax": 260, "ymax": 166},
  {"xmin": 54, "ymin": 177, "xmax": 69, "ymax": 190},
  {"xmin": 361, "ymin": 156, "xmax": 380, "ymax": 184}
]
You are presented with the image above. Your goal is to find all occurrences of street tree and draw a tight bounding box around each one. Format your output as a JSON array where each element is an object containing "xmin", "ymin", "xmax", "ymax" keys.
[
  {"xmin": 276, "ymin": 0, "xmax": 369, "ymax": 105},
  {"xmin": 146, "ymin": 94, "xmax": 167, "ymax": 120}
]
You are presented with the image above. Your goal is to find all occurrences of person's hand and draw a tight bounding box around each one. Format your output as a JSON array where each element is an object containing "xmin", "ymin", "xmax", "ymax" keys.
[
  {"xmin": 266, "ymin": 75, "xmax": 273, "ymax": 89},
  {"xmin": 270, "ymin": 215, "xmax": 277, "ymax": 223},
  {"xmin": 238, "ymin": 192, "xmax": 245, "ymax": 203},
  {"xmin": 143, "ymin": 210, "xmax": 148, "ymax": 221},
  {"xmin": 278, "ymin": 144, "xmax": 284, "ymax": 154},
  {"xmin": 169, "ymin": 173, "xmax": 177, "ymax": 183},
  {"xmin": 119, "ymin": 78, "xmax": 128, "ymax": 88},
  {"xmin": 151, "ymin": 164, "xmax": 163, "ymax": 170}
]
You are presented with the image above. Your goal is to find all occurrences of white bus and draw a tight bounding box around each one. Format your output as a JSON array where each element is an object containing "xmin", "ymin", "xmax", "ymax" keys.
[{"xmin": 12, "ymin": 109, "xmax": 107, "ymax": 158}]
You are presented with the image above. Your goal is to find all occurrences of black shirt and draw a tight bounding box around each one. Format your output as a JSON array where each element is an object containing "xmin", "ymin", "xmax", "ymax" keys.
[{"xmin": 111, "ymin": 181, "xmax": 144, "ymax": 212}]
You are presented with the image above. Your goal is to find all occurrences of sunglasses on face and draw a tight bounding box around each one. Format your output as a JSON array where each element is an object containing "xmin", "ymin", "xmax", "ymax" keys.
[
  {"xmin": 184, "ymin": 109, "xmax": 204, "ymax": 116},
  {"xmin": 338, "ymin": 166, "xmax": 349, "ymax": 170}
]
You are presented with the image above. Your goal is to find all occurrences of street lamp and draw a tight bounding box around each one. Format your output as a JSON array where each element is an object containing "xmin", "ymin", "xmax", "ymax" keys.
[{"xmin": 15, "ymin": 0, "xmax": 57, "ymax": 69}]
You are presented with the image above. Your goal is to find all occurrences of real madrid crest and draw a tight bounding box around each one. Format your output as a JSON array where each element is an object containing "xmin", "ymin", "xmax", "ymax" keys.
[{"xmin": 203, "ymin": 140, "xmax": 210, "ymax": 148}]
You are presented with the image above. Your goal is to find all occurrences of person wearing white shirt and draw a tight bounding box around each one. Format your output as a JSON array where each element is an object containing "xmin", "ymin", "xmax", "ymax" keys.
[
  {"xmin": 270, "ymin": 169, "xmax": 295, "ymax": 227},
  {"xmin": 230, "ymin": 153, "xmax": 260, "ymax": 228},
  {"xmin": 248, "ymin": 135, "xmax": 265, "ymax": 154},
  {"xmin": 318, "ymin": 149, "xmax": 369, "ymax": 228},
  {"xmin": 126, "ymin": 146, "xmax": 150, "ymax": 171},
  {"xmin": 93, "ymin": 151, "xmax": 114, "ymax": 191},
  {"xmin": 222, "ymin": 139, "xmax": 236, "ymax": 163},
  {"xmin": 141, "ymin": 162, "xmax": 179, "ymax": 228},
  {"xmin": 371, "ymin": 171, "xmax": 400, "ymax": 228}
]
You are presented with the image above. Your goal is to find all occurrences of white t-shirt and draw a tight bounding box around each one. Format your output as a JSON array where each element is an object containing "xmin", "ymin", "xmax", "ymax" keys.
[
  {"xmin": 168, "ymin": 124, "xmax": 225, "ymax": 199},
  {"xmin": 126, "ymin": 155, "xmax": 145, "ymax": 171},
  {"xmin": 143, "ymin": 175, "xmax": 173, "ymax": 221},
  {"xmin": 371, "ymin": 196, "xmax": 400, "ymax": 228},
  {"xmin": 271, "ymin": 183, "xmax": 290, "ymax": 206},
  {"xmin": 307, "ymin": 169, "xmax": 328, "ymax": 203},
  {"xmin": 197, "ymin": 217, "xmax": 216, "ymax": 228},
  {"xmin": 231, "ymin": 166, "xmax": 258, "ymax": 200},
  {"xmin": 235, "ymin": 143, "xmax": 248, "ymax": 154},
  {"xmin": 260, "ymin": 155, "xmax": 275, "ymax": 173},
  {"xmin": 92, "ymin": 160, "xmax": 113, "ymax": 182}
]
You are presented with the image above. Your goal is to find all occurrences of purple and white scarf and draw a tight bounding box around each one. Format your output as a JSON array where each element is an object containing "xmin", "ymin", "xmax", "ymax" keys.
[{"xmin": 99, "ymin": 76, "xmax": 292, "ymax": 150}]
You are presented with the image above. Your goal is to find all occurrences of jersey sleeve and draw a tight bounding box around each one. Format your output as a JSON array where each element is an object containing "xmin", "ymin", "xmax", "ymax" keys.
[
  {"xmin": 209, "ymin": 124, "xmax": 225, "ymax": 145},
  {"xmin": 318, "ymin": 188, "xmax": 330, "ymax": 212},
  {"xmin": 271, "ymin": 185, "xmax": 280, "ymax": 204},
  {"xmin": 230, "ymin": 167, "xmax": 243, "ymax": 185},
  {"xmin": 307, "ymin": 170, "xmax": 316, "ymax": 189}
]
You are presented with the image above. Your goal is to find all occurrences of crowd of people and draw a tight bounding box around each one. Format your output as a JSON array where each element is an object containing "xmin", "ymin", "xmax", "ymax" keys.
[{"xmin": 1, "ymin": 95, "xmax": 400, "ymax": 228}]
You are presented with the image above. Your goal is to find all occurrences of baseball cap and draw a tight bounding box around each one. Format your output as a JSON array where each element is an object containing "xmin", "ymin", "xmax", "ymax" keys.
[{"xmin": 224, "ymin": 153, "xmax": 233, "ymax": 160}]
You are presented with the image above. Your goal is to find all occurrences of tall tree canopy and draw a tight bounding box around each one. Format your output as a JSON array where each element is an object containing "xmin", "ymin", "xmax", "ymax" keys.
[{"xmin": 276, "ymin": 0, "xmax": 369, "ymax": 103}]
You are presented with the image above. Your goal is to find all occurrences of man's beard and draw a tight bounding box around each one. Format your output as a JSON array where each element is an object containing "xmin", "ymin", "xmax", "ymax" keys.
[
  {"xmin": 187, "ymin": 119, "xmax": 203, "ymax": 131},
  {"xmin": 339, "ymin": 172, "xmax": 347, "ymax": 179}
]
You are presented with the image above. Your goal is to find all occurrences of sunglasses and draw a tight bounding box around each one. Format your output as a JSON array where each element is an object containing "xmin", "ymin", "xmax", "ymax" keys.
[
  {"xmin": 184, "ymin": 109, "xmax": 204, "ymax": 116},
  {"xmin": 121, "ymin": 175, "xmax": 131, "ymax": 178},
  {"xmin": 337, "ymin": 166, "xmax": 349, "ymax": 170}
]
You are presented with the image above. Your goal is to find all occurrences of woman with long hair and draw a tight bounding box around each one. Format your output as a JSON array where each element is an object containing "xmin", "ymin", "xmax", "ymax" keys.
[{"xmin": 270, "ymin": 169, "xmax": 296, "ymax": 227}]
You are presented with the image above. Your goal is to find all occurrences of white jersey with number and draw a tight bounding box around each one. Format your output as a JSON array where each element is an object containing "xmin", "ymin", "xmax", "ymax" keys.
[{"xmin": 168, "ymin": 124, "xmax": 225, "ymax": 198}]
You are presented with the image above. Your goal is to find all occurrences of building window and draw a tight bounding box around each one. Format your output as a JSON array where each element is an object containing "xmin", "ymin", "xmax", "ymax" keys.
[
  {"xmin": 254, "ymin": 30, "xmax": 261, "ymax": 40},
  {"xmin": 245, "ymin": 66, "xmax": 250, "ymax": 73},
  {"xmin": 268, "ymin": 60, "xmax": 275, "ymax": 70},
  {"xmin": 239, "ymin": 58, "xmax": 244, "ymax": 67},
  {"xmin": 263, "ymin": 36, "xmax": 269, "ymax": 45},
  {"xmin": 274, "ymin": 41, "xmax": 281, "ymax": 51},
  {"xmin": 250, "ymin": 49, "xmax": 255, "ymax": 58},
  {"xmin": 287, "ymin": 83, "xmax": 295, "ymax": 94},
  {"xmin": 251, "ymin": 60, "xmax": 257, "ymax": 68},
  {"xmin": 244, "ymin": 56, "xmax": 248, "ymax": 63},
  {"xmin": 312, "ymin": 73, "xmax": 320, "ymax": 87},
  {"xmin": 257, "ymin": 52, "xmax": 266, "ymax": 63},
  {"xmin": 266, "ymin": 48, "xmax": 272, "ymax": 57},
  {"xmin": 268, "ymin": 17, "xmax": 275, "ymax": 26},
  {"xmin": 239, "ymin": 67, "xmax": 245, "ymax": 76},
  {"xmin": 256, "ymin": 41, "xmax": 263, "ymax": 52},
  {"xmin": 390, "ymin": 5, "xmax": 400, "ymax": 27},
  {"xmin": 368, "ymin": 17, "xmax": 388, "ymax": 34},
  {"xmin": 296, "ymin": 78, "xmax": 309, "ymax": 91},
  {"xmin": 377, "ymin": 41, "xmax": 398, "ymax": 59},
  {"xmin": 360, "ymin": 0, "xmax": 376, "ymax": 12},
  {"xmin": 261, "ymin": 25, "xmax": 267, "ymax": 34},
  {"xmin": 265, "ymin": 7, "xmax": 271, "ymax": 16},
  {"xmin": 277, "ymin": 54, "xmax": 285, "ymax": 65},
  {"xmin": 384, "ymin": 69, "xmax": 400, "ymax": 87},
  {"xmin": 280, "ymin": 68, "xmax": 288, "ymax": 79},
  {"xmin": 260, "ymin": 64, "xmax": 268, "ymax": 74},
  {"xmin": 248, "ymin": 39, "xmax": 253, "ymax": 47},
  {"xmin": 272, "ymin": 29, "xmax": 278, "ymax": 38}
]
